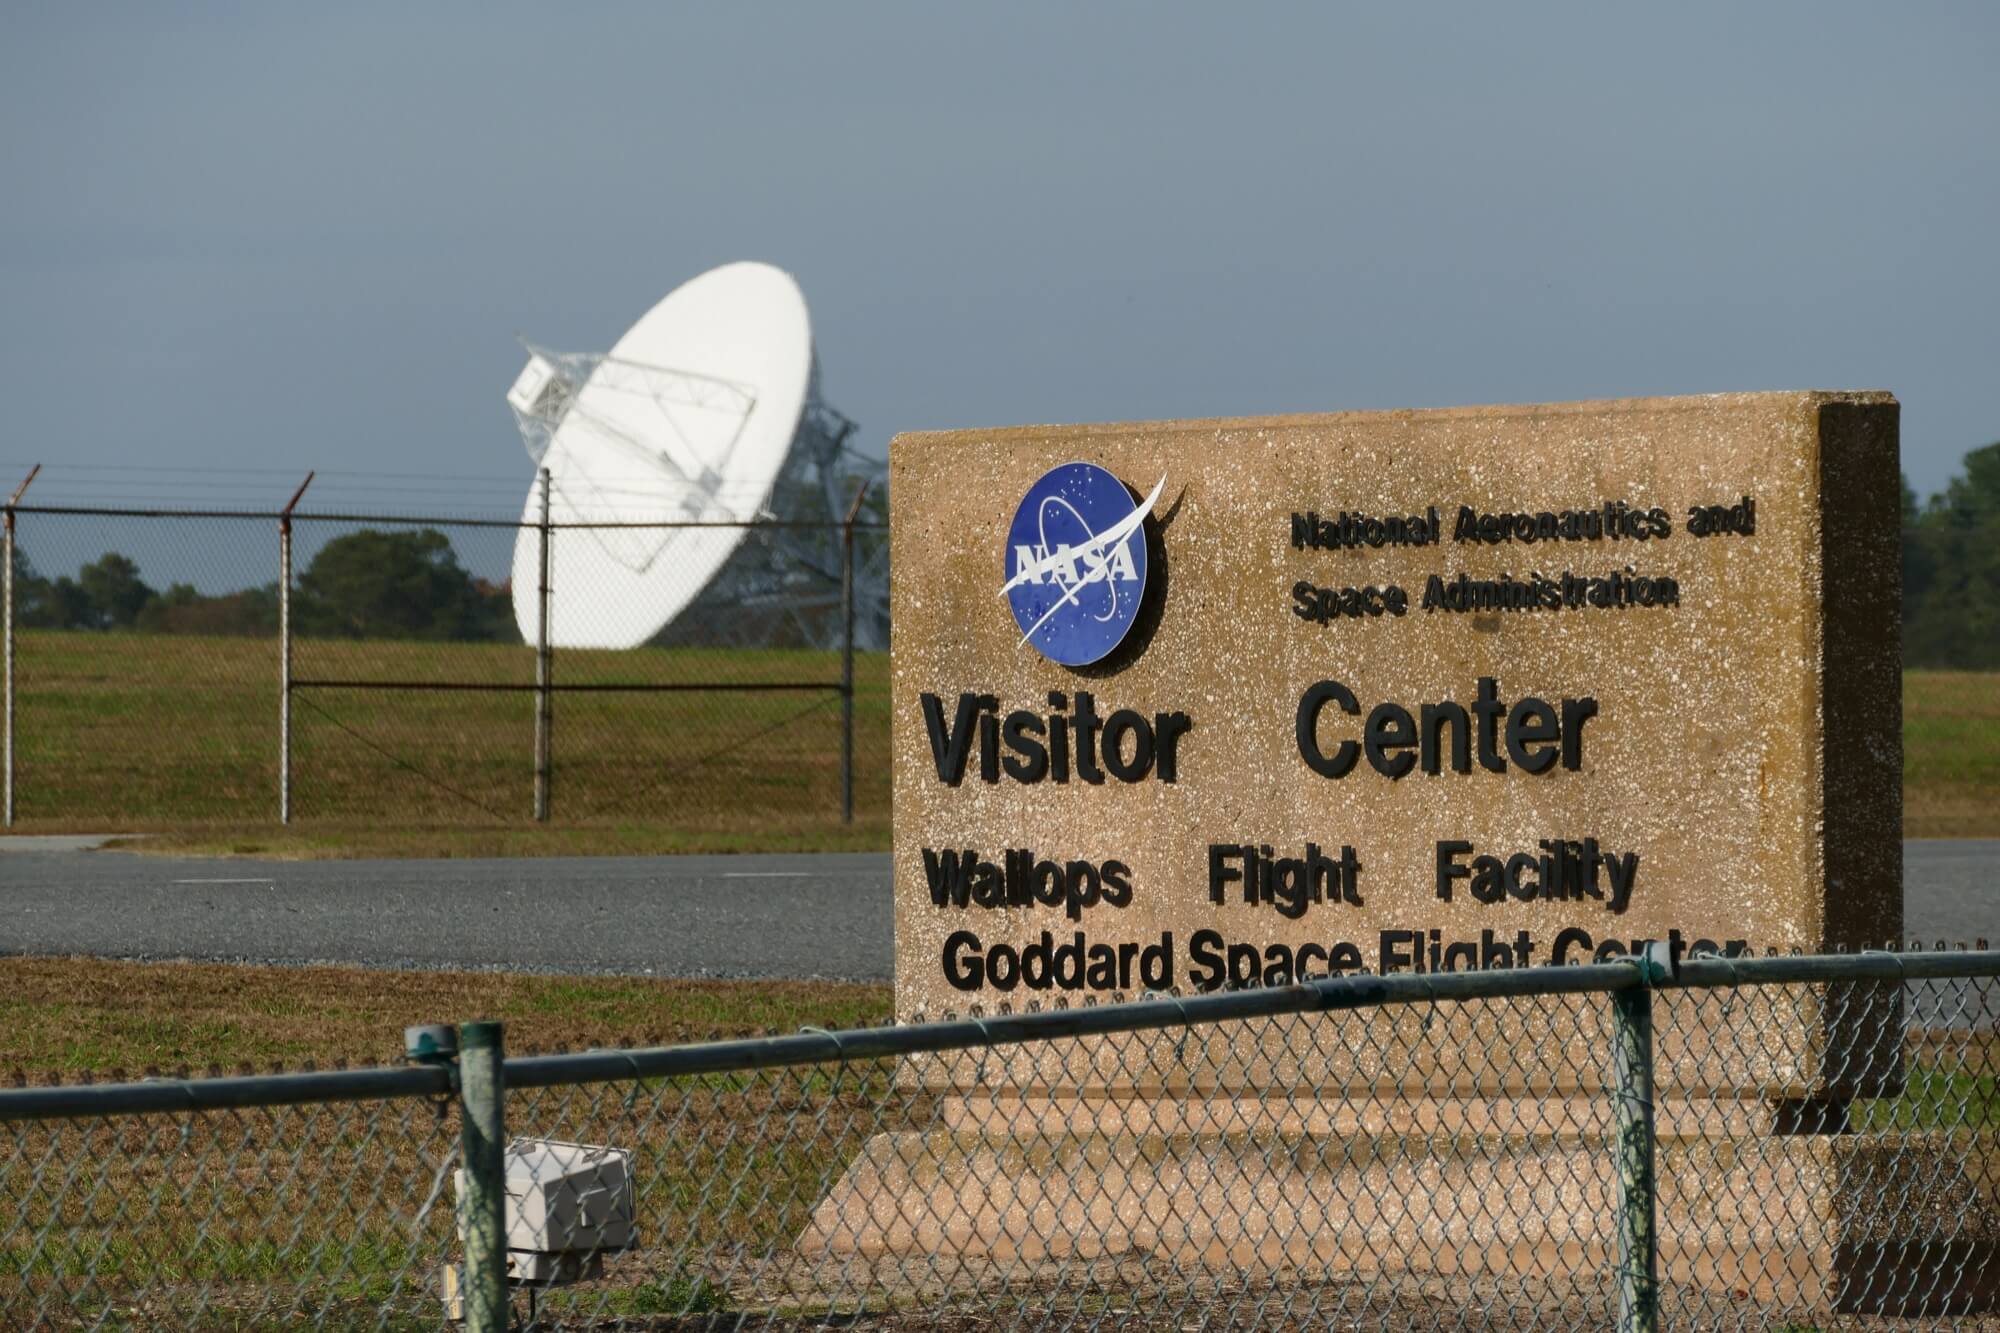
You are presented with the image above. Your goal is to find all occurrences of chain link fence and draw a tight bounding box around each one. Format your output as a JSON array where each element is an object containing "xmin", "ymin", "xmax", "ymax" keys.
[
  {"xmin": 4, "ymin": 949, "xmax": 1997, "ymax": 1330},
  {"xmin": 1, "ymin": 500, "xmax": 888, "ymax": 834}
]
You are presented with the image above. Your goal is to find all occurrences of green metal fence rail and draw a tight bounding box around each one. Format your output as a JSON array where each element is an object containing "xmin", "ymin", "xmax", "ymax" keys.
[{"xmin": 4, "ymin": 948, "xmax": 1997, "ymax": 1330}]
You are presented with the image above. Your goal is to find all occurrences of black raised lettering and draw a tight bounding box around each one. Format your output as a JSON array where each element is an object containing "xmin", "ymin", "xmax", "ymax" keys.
[
  {"xmin": 1297, "ymin": 681, "xmax": 1361, "ymax": 779},
  {"xmin": 1421, "ymin": 701, "xmax": 1470, "ymax": 775},
  {"xmin": 1072, "ymin": 692, "xmax": 1104, "ymax": 784},
  {"xmin": 1000, "ymin": 711, "xmax": 1048, "ymax": 783},
  {"xmin": 1561, "ymin": 697, "xmax": 1597, "ymax": 770},
  {"xmin": 1472, "ymin": 677, "xmax": 1506, "ymax": 773},
  {"xmin": 1100, "ymin": 860, "xmax": 1132, "ymax": 908},
  {"xmin": 1153, "ymin": 712, "xmax": 1191, "ymax": 782},
  {"xmin": 1506, "ymin": 697, "xmax": 1560, "ymax": 774},
  {"xmin": 922, "ymin": 847, "xmax": 976, "ymax": 908},
  {"xmin": 921, "ymin": 692, "xmax": 986, "ymax": 785},
  {"xmin": 943, "ymin": 931, "xmax": 984, "ymax": 991},
  {"xmin": 1435, "ymin": 840, "xmax": 1472, "ymax": 901},
  {"xmin": 1364, "ymin": 702, "xmax": 1418, "ymax": 779},
  {"xmin": 1101, "ymin": 709, "xmax": 1154, "ymax": 782}
]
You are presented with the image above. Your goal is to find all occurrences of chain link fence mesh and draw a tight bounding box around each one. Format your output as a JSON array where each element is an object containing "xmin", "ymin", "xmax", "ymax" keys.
[
  {"xmin": 9, "ymin": 511, "xmax": 277, "ymax": 827},
  {"xmin": 4, "ymin": 960, "xmax": 1997, "ymax": 1330},
  {"xmin": 4, "ymin": 1094, "xmax": 460, "ymax": 1329},
  {"xmin": 2, "ymin": 507, "xmax": 887, "ymax": 832}
]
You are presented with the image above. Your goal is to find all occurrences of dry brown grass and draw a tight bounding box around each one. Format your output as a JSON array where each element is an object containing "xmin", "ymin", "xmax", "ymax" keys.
[{"xmin": 0, "ymin": 956, "xmax": 891, "ymax": 1081}]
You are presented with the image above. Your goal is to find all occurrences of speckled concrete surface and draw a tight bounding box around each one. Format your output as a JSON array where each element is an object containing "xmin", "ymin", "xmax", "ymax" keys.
[
  {"xmin": 824, "ymin": 394, "xmax": 1955, "ymax": 1303},
  {"xmin": 890, "ymin": 393, "xmax": 1902, "ymax": 1094}
]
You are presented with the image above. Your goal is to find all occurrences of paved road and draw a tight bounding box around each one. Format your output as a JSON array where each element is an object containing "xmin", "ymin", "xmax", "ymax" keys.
[
  {"xmin": 0, "ymin": 845, "xmax": 895, "ymax": 980},
  {"xmin": 1903, "ymin": 839, "xmax": 2000, "ymax": 946},
  {"xmin": 1, "ymin": 840, "xmax": 1992, "ymax": 979}
]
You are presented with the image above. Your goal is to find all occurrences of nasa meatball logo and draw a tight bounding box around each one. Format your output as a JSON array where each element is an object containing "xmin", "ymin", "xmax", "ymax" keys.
[{"xmin": 1001, "ymin": 463, "xmax": 1164, "ymax": 667}]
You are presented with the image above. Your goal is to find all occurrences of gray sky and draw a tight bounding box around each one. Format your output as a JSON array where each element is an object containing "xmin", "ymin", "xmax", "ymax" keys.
[{"xmin": 3, "ymin": 1, "xmax": 1995, "ymax": 515}]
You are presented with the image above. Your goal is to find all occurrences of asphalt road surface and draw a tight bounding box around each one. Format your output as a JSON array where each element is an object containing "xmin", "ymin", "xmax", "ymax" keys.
[
  {"xmin": 0, "ymin": 845, "xmax": 894, "ymax": 980},
  {"xmin": 1, "ymin": 840, "xmax": 1993, "ymax": 980}
]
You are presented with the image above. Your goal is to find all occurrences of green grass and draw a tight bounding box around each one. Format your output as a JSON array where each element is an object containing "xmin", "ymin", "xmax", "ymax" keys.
[
  {"xmin": 4, "ymin": 632, "xmax": 1996, "ymax": 851},
  {"xmin": 1852, "ymin": 1063, "xmax": 2000, "ymax": 1131},
  {"xmin": 1904, "ymin": 670, "xmax": 2000, "ymax": 837},
  {"xmin": 8, "ymin": 628, "xmax": 890, "ymax": 853}
]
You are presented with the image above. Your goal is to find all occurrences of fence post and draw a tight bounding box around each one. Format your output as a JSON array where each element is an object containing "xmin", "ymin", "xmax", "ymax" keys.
[
  {"xmin": 3, "ymin": 464, "xmax": 38, "ymax": 829},
  {"xmin": 1610, "ymin": 954, "xmax": 1661, "ymax": 1333},
  {"xmin": 457, "ymin": 1019, "xmax": 509, "ymax": 1332},
  {"xmin": 2, "ymin": 499, "xmax": 13, "ymax": 831},
  {"xmin": 534, "ymin": 469, "xmax": 552, "ymax": 823},
  {"xmin": 839, "ymin": 481, "xmax": 867, "ymax": 825},
  {"xmin": 278, "ymin": 472, "xmax": 312, "ymax": 825}
]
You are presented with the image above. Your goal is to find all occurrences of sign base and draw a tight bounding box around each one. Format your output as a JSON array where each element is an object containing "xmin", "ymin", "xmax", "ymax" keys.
[{"xmin": 801, "ymin": 1095, "xmax": 1999, "ymax": 1317}]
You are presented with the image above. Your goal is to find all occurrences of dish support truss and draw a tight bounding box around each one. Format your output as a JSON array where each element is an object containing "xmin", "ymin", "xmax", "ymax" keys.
[{"xmin": 508, "ymin": 344, "xmax": 888, "ymax": 651}]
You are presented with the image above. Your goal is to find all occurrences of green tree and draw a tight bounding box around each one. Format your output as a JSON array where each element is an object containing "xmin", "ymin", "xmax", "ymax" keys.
[
  {"xmin": 134, "ymin": 581, "xmax": 280, "ymax": 636},
  {"xmin": 7, "ymin": 548, "xmax": 55, "ymax": 627},
  {"xmin": 294, "ymin": 527, "xmax": 509, "ymax": 641},
  {"xmin": 1902, "ymin": 473, "xmax": 1937, "ymax": 645},
  {"xmin": 1904, "ymin": 442, "xmax": 2000, "ymax": 669},
  {"xmin": 75, "ymin": 552, "xmax": 157, "ymax": 628},
  {"xmin": 11, "ymin": 549, "xmax": 151, "ymax": 630},
  {"xmin": 42, "ymin": 577, "xmax": 96, "ymax": 629}
]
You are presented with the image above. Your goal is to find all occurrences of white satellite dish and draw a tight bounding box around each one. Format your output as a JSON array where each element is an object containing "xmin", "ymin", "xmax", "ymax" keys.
[{"xmin": 505, "ymin": 262, "xmax": 816, "ymax": 649}]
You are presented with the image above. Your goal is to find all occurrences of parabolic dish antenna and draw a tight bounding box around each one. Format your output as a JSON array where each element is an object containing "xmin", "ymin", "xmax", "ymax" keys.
[{"xmin": 506, "ymin": 261, "xmax": 862, "ymax": 650}]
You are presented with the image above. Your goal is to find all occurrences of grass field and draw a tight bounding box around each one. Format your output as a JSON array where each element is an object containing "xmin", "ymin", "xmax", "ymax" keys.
[
  {"xmin": 8, "ymin": 628, "xmax": 891, "ymax": 854},
  {"xmin": 4, "ymin": 631, "xmax": 1996, "ymax": 851},
  {"xmin": 1904, "ymin": 670, "xmax": 2000, "ymax": 838}
]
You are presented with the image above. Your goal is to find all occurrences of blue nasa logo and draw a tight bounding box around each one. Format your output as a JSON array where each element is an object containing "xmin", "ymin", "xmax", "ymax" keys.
[{"xmin": 1002, "ymin": 463, "xmax": 1165, "ymax": 666}]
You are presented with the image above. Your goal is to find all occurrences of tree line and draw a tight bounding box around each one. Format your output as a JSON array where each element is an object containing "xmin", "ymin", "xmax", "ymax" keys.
[
  {"xmin": 6, "ymin": 441, "xmax": 1998, "ymax": 666},
  {"xmin": 8, "ymin": 528, "xmax": 515, "ymax": 642},
  {"xmin": 1904, "ymin": 441, "xmax": 2000, "ymax": 669}
]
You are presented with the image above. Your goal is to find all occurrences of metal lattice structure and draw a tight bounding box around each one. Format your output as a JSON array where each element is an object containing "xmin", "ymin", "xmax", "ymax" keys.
[
  {"xmin": 4, "ymin": 949, "xmax": 1999, "ymax": 1330},
  {"xmin": 508, "ymin": 341, "xmax": 889, "ymax": 652}
]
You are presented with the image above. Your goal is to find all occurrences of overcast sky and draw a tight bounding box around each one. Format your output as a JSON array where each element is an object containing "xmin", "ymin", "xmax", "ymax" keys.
[{"xmin": 3, "ymin": 2, "xmax": 1995, "ymax": 515}]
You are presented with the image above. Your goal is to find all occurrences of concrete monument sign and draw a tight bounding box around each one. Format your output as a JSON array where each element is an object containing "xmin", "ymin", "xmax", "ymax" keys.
[
  {"xmin": 890, "ymin": 391, "xmax": 1900, "ymax": 1093},
  {"xmin": 812, "ymin": 392, "xmax": 1940, "ymax": 1310}
]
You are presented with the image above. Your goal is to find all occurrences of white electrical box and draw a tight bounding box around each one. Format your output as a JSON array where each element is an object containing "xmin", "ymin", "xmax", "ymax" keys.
[
  {"xmin": 503, "ymin": 1138, "xmax": 635, "ymax": 1255},
  {"xmin": 453, "ymin": 1137, "xmax": 636, "ymax": 1287}
]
